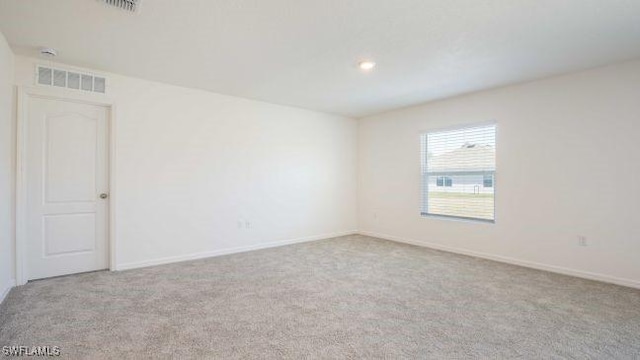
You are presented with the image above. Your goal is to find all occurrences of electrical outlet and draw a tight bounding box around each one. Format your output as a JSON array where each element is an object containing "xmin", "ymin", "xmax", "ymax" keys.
[{"xmin": 577, "ymin": 236, "xmax": 588, "ymax": 247}]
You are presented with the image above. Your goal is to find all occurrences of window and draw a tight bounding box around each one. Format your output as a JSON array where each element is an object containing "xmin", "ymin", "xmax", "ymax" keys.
[
  {"xmin": 421, "ymin": 124, "xmax": 496, "ymax": 222},
  {"xmin": 436, "ymin": 176, "xmax": 453, "ymax": 187},
  {"xmin": 483, "ymin": 174, "xmax": 493, "ymax": 188}
]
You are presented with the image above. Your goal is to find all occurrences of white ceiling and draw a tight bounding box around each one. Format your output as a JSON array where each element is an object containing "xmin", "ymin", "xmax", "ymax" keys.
[{"xmin": 1, "ymin": 0, "xmax": 640, "ymax": 117}]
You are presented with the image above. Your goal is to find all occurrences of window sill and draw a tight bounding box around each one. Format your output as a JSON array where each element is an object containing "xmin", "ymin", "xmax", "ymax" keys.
[{"xmin": 420, "ymin": 213, "xmax": 495, "ymax": 225}]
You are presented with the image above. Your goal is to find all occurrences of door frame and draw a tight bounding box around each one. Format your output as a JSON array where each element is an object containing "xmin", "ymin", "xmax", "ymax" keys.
[{"xmin": 15, "ymin": 86, "xmax": 117, "ymax": 285}]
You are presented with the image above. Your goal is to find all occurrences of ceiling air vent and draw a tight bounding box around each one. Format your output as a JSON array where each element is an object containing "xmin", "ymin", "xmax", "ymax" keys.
[
  {"xmin": 37, "ymin": 65, "xmax": 108, "ymax": 94},
  {"xmin": 101, "ymin": 0, "xmax": 141, "ymax": 12}
]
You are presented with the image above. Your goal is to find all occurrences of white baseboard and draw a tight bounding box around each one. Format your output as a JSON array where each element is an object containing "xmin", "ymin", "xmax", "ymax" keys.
[
  {"xmin": 116, "ymin": 230, "xmax": 358, "ymax": 271},
  {"xmin": 1, "ymin": 278, "xmax": 16, "ymax": 305},
  {"xmin": 358, "ymin": 230, "xmax": 640, "ymax": 289}
]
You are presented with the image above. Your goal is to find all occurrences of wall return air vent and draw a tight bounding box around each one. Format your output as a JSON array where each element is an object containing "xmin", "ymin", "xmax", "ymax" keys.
[
  {"xmin": 37, "ymin": 66, "xmax": 107, "ymax": 94},
  {"xmin": 101, "ymin": 0, "xmax": 141, "ymax": 12}
]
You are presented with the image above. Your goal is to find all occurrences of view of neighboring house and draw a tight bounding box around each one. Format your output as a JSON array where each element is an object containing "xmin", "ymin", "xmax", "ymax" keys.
[{"xmin": 426, "ymin": 143, "xmax": 496, "ymax": 195}]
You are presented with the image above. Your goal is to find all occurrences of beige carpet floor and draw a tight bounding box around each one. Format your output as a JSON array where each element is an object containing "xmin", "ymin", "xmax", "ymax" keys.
[{"xmin": 1, "ymin": 235, "xmax": 639, "ymax": 359}]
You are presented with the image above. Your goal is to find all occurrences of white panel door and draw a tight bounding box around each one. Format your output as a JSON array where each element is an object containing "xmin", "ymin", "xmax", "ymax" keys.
[{"xmin": 26, "ymin": 97, "xmax": 109, "ymax": 280}]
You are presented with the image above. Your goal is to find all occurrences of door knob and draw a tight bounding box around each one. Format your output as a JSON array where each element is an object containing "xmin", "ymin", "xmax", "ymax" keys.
[{"xmin": 99, "ymin": 193, "xmax": 108, "ymax": 199}]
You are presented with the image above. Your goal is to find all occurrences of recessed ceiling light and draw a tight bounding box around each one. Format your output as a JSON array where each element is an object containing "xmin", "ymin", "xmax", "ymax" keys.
[{"xmin": 358, "ymin": 60, "xmax": 376, "ymax": 71}]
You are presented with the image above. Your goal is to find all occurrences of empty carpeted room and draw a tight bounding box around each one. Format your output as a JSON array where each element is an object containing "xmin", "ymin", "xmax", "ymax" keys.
[{"xmin": 1, "ymin": 0, "xmax": 640, "ymax": 358}]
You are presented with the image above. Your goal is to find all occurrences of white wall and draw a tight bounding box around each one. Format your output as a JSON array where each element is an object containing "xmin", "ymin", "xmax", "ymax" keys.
[
  {"xmin": 8, "ymin": 54, "xmax": 640, "ymax": 289},
  {"xmin": 0, "ymin": 31, "xmax": 15, "ymax": 300},
  {"xmin": 358, "ymin": 60, "xmax": 640, "ymax": 287},
  {"xmin": 14, "ymin": 56, "xmax": 358, "ymax": 271}
]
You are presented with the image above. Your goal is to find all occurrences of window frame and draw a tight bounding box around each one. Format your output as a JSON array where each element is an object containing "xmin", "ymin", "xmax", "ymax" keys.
[{"xmin": 420, "ymin": 123, "xmax": 496, "ymax": 224}]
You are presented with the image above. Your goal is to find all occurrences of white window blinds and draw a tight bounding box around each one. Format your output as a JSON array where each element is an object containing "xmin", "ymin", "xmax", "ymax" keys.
[{"xmin": 421, "ymin": 124, "xmax": 496, "ymax": 222}]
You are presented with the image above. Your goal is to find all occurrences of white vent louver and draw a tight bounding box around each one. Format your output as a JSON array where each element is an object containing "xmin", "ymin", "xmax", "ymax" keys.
[
  {"xmin": 37, "ymin": 66, "xmax": 107, "ymax": 94},
  {"xmin": 101, "ymin": 0, "xmax": 140, "ymax": 12}
]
